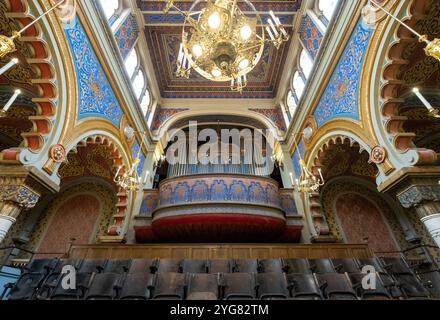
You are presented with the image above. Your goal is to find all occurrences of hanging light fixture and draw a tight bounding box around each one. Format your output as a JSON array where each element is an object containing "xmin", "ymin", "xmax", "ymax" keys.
[
  {"xmin": 0, "ymin": 0, "xmax": 70, "ymax": 59},
  {"xmin": 369, "ymin": 0, "xmax": 440, "ymax": 62},
  {"xmin": 289, "ymin": 134, "xmax": 324, "ymax": 193},
  {"xmin": 164, "ymin": 0, "xmax": 289, "ymax": 93},
  {"xmin": 114, "ymin": 132, "xmax": 147, "ymax": 192}
]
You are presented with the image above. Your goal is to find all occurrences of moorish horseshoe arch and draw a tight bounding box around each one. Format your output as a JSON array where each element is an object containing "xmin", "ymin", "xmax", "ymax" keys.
[
  {"xmin": 302, "ymin": 130, "xmax": 374, "ymax": 240},
  {"xmin": 1, "ymin": 0, "xmax": 75, "ymax": 169},
  {"xmin": 366, "ymin": 0, "xmax": 436, "ymax": 169},
  {"xmin": 60, "ymin": 131, "xmax": 133, "ymax": 237}
]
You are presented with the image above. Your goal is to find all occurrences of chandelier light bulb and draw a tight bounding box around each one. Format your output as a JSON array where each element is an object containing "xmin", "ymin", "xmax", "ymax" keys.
[
  {"xmin": 211, "ymin": 68, "xmax": 222, "ymax": 77},
  {"xmin": 177, "ymin": 43, "xmax": 184, "ymax": 63},
  {"xmin": 192, "ymin": 44, "xmax": 203, "ymax": 58},
  {"xmin": 240, "ymin": 25, "xmax": 252, "ymax": 40},
  {"xmin": 266, "ymin": 26, "xmax": 275, "ymax": 41},
  {"xmin": 114, "ymin": 166, "xmax": 122, "ymax": 180},
  {"xmin": 268, "ymin": 18, "xmax": 279, "ymax": 37},
  {"xmin": 208, "ymin": 12, "xmax": 221, "ymax": 29},
  {"xmin": 269, "ymin": 10, "xmax": 280, "ymax": 27},
  {"xmin": 239, "ymin": 59, "xmax": 249, "ymax": 70}
]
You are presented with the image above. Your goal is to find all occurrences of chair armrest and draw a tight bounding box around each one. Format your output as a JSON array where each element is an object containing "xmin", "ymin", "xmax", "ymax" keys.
[{"xmin": 4, "ymin": 282, "xmax": 15, "ymax": 289}]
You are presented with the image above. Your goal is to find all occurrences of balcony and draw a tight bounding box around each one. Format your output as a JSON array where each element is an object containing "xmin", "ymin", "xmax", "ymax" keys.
[{"xmin": 134, "ymin": 174, "xmax": 303, "ymax": 243}]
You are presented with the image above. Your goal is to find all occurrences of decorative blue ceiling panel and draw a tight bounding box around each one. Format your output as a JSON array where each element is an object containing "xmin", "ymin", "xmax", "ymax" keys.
[
  {"xmin": 64, "ymin": 18, "xmax": 124, "ymax": 126},
  {"xmin": 314, "ymin": 19, "xmax": 373, "ymax": 127}
]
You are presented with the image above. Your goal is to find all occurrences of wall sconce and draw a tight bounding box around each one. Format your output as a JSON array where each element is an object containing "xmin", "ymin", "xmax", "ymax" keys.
[
  {"xmin": 124, "ymin": 125, "xmax": 135, "ymax": 140},
  {"xmin": 413, "ymin": 88, "xmax": 440, "ymax": 118},
  {"xmin": 289, "ymin": 164, "xmax": 324, "ymax": 194},
  {"xmin": 114, "ymin": 132, "xmax": 147, "ymax": 192},
  {"xmin": 290, "ymin": 133, "xmax": 325, "ymax": 193}
]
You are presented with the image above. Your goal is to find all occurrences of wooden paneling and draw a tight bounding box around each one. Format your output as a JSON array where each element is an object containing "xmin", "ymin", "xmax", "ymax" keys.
[{"xmin": 68, "ymin": 244, "xmax": 373, "ymax": 259}]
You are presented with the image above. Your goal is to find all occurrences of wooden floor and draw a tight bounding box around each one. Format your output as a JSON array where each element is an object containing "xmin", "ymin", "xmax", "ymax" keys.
[{"xmin": 67, "ymin": 243, "xmax": 373, "ymax": 259}]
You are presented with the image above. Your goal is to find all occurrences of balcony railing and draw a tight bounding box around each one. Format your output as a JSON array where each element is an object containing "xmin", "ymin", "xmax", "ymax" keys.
[{"xmin": 167, "ymin": 163, "xmax": 272, "ymax": 178}]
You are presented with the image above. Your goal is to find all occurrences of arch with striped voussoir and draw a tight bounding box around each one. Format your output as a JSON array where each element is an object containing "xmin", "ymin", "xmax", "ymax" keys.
[
  {"xmin": 0, "ymin": 0, "xmax": 61, "ymax": 163},
  {"xmin": 378, "ymin": 0, "xmax": 440, "ymax": 166},
  {"xmin": 60, "ymin": 134, "xmax": 132, "ymax": 237},
  {"xmin": 302, "ymin": 132, "xmax": 377, "ymax": 241}
]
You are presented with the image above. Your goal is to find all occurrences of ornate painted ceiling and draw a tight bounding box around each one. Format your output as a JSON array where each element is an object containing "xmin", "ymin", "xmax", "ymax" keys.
[{"xmin": 136, "ymin": 0, "xmax": 302, "ymax": 99}]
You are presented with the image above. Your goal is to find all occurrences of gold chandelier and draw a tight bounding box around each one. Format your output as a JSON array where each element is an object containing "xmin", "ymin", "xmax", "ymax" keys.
[
  {"xmin": 163, "ymin": 0, "xmax": 289, "ymax": 93},
  {"xmin": 113, "ymin": 132, "xmax": 147, "ymax": 192},
  {"xmin": 289, "ymin": 135, "xmax": 324, "ymax": 193}
]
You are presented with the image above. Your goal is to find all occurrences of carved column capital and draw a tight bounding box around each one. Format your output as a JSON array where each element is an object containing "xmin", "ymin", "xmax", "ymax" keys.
[
  {"xmin": 397, "ymin": 184, "xmax": 440, "ymax": 209},
  {"xmin": 0, "ymin": 166, "xmax": 59, "ymax": 243},
  {"xmin": 0, "ymin": 165, "xmax": 59, "ymax": 208},
  {"xmin": 0, "ymin": 184, "xmax": 40, "ymax": 209}
]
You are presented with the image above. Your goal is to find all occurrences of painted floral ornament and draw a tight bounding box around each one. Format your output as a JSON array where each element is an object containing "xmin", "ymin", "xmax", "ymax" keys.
[
  {"xmin": 50, "ymin": 144, "xmax": 66, "ymax": 163},
  {"xmin": 370, "ymin": 146, "xmax": 387, "ymax": 164}
]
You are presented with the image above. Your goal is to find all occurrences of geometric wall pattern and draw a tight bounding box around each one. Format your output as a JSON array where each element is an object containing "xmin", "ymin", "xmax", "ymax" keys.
[
  {"xmin": 335, "ymin": 193, "xmax": 399, "ymax": 254},
  {"xmin": 36, "ymin": 194, "xmax": 101, "ymax": 257},
  {"xmin": 114, "ymin": 13, "xmax": 139, "ymax": 60},
  {"xmin": 29, "ymin": 183, "xmax": 117, "ymax": 259},
  {"xmin": 299, "ymin": 14, "xmax": 324, "ymax": 60},
  {"xmin": 151, "ymin": 107, "xmax": 189, "ymax": 132},
  {"xmin": 249, "ymin": 107, "xmax": 287, "ymax": 132},
  {"xmin": 158, "ymin": 176, "xmax": 282, "ymax": 208}
]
